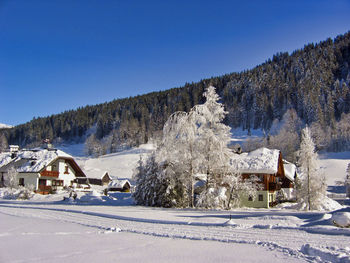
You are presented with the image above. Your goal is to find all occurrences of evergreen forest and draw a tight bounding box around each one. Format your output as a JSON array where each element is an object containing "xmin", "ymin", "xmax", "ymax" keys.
[{"xmin": 2, "ymin": 31, "xmax": 350, "ymax": 153}]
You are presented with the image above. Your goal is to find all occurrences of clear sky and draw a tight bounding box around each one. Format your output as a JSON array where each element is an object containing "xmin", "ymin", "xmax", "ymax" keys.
[{"xmin": 0, "ymin": 0, "xmax": 350, "ymax": 126}]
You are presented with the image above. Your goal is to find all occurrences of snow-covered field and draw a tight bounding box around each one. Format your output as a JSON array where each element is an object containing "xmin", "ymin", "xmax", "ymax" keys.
[
  {"xmin": 0, "ymin": 196, "xmax": 349, "ymax": 262},
  {"xmin": 1, "ymin": 141, "xmax": 350, "ymax": 262}
]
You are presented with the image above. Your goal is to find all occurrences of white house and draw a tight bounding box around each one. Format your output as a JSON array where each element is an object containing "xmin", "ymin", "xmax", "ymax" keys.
[{"xmin": 0, "ymin": 147, "xmax": 86, "ymax": 193}]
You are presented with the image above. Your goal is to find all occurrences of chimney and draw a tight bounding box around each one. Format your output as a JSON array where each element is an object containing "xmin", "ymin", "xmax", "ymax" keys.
[{"xmin": 9, "ymin": 145, "xmax": 19, "ymax": 158}]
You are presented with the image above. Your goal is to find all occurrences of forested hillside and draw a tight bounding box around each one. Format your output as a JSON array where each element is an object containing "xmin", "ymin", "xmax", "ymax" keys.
[{"xmin": 3, "ymin": 31, "xmax": 350, "ymax": 152}]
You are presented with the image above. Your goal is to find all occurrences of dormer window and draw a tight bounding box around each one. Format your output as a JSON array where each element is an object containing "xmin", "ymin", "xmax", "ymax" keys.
[{"xmin": 64, "ymin": 165, "xmax": 69, "ymax": 174}]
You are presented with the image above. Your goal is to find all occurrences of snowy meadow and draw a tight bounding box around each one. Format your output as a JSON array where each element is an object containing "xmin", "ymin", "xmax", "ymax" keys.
[
  {"xmin": 1, "ymin": 141, "xmax": 350, "ymax": 262},
  {"xmin": 1, "ymin": 88, "xmax": 350, "ymax": 262}
]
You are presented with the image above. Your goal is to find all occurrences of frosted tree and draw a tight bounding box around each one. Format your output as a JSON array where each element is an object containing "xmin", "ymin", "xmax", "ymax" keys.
[
  {"xmin": 225, "ymin": 172, "xmax": 261, "ymax": 208},
  {"xmin": 0, "ymin": 133, "xmax": 8, "ymax": 153},
  {"xmin": 158, "ymin": 110, "xmax": 201, "ymax": 207},
  {"xmin": 346, "ymin": 163, "xmax": 350, "ymax": 198},
  {"xmin": 296, "ymin": 126, "xmax": 327, "ymax": 210},
  {"xmin": 132, "ymin": 152, "xmax": 163, "ymax": 206},
  {"xmin": 194, "ymin": 86, "xmax": 233, "ymax": 209},
  {"xmin": 5, "ymin": 167, "xmax": 18, "ymax": 189}
]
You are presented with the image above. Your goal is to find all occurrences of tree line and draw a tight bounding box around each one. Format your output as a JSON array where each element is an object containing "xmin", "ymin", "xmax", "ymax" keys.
[{"xmin": 1, "ymin": 31, "xmax": 350, "ymax": 153}]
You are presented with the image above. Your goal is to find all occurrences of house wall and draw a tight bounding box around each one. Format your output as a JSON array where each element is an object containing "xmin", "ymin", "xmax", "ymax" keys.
[
  {"xmin": 17, "ymin": 173, "xmax": 39, "ymax": 189},
  {"xmin": 240, "ymin": 190, "xmax": 276, "ymax": 208},
  {"xmin": 101, "ymin": 174, "xmax": 111, "ymax": 186},
  {"xmin": 54, "ymin": 159, "xmax": 76, "ymax": 187}
]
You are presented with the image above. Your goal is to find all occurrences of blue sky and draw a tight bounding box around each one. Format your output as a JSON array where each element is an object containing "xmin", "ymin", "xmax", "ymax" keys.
[{"xmin": 1, "ymin": 0, "xmax": 350, "ymax": 126}]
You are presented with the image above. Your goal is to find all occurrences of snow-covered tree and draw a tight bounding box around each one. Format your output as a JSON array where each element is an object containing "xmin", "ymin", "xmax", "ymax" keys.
[
  {"xmin": 133, "ymin": 86, "xmax": 261, "ymax": 209},
  {"xmin": 5, "ymin": 167, "xmax": 18, "ymax": 189},
  {"xmin": 296, "ymin": 126, "xmax": 327, "ymax": 210},
  {"xmin": 346, "ymin": 163, "xmax": 350, "ymax": 198},
  {"xmin": 133, "ymin": 152, "xmax": 163, "ymax": 206},
  {"xmin": 158, "ymin": 110, "xmax": 201, "ymax": 207},
  {"xmin": 0, "ymin": 133, "xmax": 8, "ymax": 153},
  {"xmin": 225, "ymin": 173, "xmax": 261, "ymax": 208},
  {"xmin": 193, "ymin": 86, "xmax": 233, "ymax": 209}
]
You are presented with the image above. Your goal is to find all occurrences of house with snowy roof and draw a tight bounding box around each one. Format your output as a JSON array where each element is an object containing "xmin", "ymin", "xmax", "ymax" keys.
[
  {"xmin": 107, "ymin": 179, "xmax": 131, "ymax": 192},
  {"xmin": 86, "ymin": 170, "xmax": 112, "ymax": 186},
  {"xmin": 0, "ymin": 147, "xmax": 86, "ymax": 194},
  {"xmin": 231, "ymin": 147, "xmax": 295, "ymax": 208}
]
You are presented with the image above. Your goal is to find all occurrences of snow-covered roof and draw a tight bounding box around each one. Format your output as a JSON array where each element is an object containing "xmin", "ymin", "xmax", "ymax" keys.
[
  {"xmin": 231, "ymin": 147, "xmax": 281, "ymax": 174},
  {"xmin": 283, "ymin": 161, "xmax": 297, "ymax": 181},
  {"xmin": 0, "ymin": 148, "xmax": 73, "ymax": 173},
  {"xmin": 108, "ymin": 179, "xmax": 131, "ymax": 189},
  {"xmin": 85, "ymin": 169, "xmax": 110, "ymax": 179},
  {"xmin": 0, "ymin": 152, "xmax": 13, "ymax": 168}
]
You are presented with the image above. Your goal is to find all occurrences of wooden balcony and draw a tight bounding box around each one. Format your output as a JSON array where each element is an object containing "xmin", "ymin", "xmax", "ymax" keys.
[
  {"xmin": 38, "ymin": 185, "xmax": 52, "ymax": 191},
  {"xmin": 268, "ymin": 182, "xmax": 281, "ymax": 191},
  {"xmin": 37, "ymin": 185, "xmax": 52, "ymax": 195},
  {"xmin": 40, "ymin": 170, "xmax": 59, "ymax": 178}
]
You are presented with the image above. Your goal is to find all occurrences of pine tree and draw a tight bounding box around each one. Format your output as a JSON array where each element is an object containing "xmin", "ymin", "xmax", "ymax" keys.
[{"xmin": 296, "ymin": 126, "xmax": 327, "ymax": 210}]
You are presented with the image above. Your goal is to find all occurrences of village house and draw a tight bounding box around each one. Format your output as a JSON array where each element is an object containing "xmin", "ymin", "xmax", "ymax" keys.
[
  {"xmin": 107, "ymin": 179, "xmax": 131, "ymax": 192},
  {"xmin": 86, "ymin": 171, "xmax": 112, "ymax": 186},
  {"xmin": 231, "ymin": 147, "xmax": 295, "ymax": 208},
  {"xmin": 0, "ymin": 146, "xmax": 87, "ymax": 194}
]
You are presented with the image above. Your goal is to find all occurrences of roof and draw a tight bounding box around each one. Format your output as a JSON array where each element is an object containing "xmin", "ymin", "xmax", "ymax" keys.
[
  {"xmin": 0, "ymin": 152, "xmax": 13, "ymax": 169},
  {"xmin": 108, "ymin": 179, "xmax": 131, "ymax": 189},
  {"xmin": 0, "ymin": 148, "xmax": 85, "ymax": 177},
  {"xmin": 231, "ymin": 147, "xmax": 281, "ymax": 174},
  {"xmin": 283, "ymin": 161, "xmax": 297, "ymax": 181},
  {"xmin": 85, "ymin": 170, "xmax": 111, "ymax": 180}
]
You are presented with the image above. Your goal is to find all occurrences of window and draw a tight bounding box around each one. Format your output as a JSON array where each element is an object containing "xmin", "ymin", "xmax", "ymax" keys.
[
  {"xmin": 258, "ymin": 194, "xmax": 263, "ymax": 201},
  {"xmin": 64, "ymin": 166, "xmax": 69, "ymax": 174},
  {"xmin": 248, "ymin": 195, "xmax": 253, "ymax": 201},
  {"xmin": 52, "ymin": 180, "xmax": 63, "ymax": 187},
  {"xmin": 19, "ymin": 178, "xmax": 24, "ymax": 186}
]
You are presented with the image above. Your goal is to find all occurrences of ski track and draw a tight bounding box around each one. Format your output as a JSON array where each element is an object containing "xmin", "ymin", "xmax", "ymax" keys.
[{"xmin": 1, "ymin": 204, "xmax": 350, "ymax": 263}]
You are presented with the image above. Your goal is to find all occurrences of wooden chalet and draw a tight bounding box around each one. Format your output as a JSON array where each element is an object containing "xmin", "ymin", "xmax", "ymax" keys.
[{"xmin": 231, "ymin": 147, "xmax": 294, "ymax": 208}]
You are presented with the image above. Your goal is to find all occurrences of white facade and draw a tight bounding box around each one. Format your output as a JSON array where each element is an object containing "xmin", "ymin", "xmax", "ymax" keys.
[{"xmin": 0, "ymin": 148, "xmax": 86, "ymax": 192}]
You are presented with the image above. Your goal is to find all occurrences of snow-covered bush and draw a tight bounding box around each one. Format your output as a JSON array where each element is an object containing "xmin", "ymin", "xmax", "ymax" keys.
[
  {"xmin": 0, "ymin": 186, "xmax": 34, "ymax": 200},
  {"xmin": 332, "ymin": 212, "xmax": 350, "ymax": 228}
]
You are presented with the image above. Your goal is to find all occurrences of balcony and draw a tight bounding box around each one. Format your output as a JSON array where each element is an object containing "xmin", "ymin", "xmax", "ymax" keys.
[
  {"xmin": 40, "ymin": 170, "xmax": 59, "ymax": 178},
  {"xmin": 269, "ymin": 182, "xmax": 281, "ymax": 191}
]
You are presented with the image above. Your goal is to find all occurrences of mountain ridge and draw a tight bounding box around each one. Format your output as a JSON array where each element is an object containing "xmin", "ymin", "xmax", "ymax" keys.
[{"xmin": 2, "ymin": 31, "xmax": 350, "ymax": 150}]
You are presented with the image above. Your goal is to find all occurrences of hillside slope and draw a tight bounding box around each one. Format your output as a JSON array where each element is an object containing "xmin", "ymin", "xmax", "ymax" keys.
[{"xmin": 4, "ymin": 31, "xmax": 350, "ymax": 149}]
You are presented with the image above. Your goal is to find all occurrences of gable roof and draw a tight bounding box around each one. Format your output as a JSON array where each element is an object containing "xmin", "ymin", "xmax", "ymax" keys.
[
  {"xmin": 85, "ymin": 170, "xmax": 111, "ymax": 180},
  {"xmin": 231, "ymin": 147, "xmax": 281, "ymax": 174},
  {"xmin": 108, "ymin": 179, "xmax": 131, "ymax": 189}
]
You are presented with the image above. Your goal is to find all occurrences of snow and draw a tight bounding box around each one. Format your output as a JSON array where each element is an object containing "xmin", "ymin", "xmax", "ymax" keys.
[
  {"xmin": 319, "ymin": 151, "xmax": 350, "ymax": 185},
  {"xmin": 1, "ymin": 148, "xmax": 73, "ymax": 173},
  {"xmin": 2, "ymin": 142, "xmax": 349, "ymax": 262},
  {"xmin": 0, "ymin": 198, "xmax": 350, "ymax": 262},
  {"xmin": 231, "ymin": 147, "xmax": 280, "ymax": 174},
  {"xmin": 332, "ymin": 212, "xmax": 350, "ymax": 227},
  {"xmin": 284, "ymin": 161, "xmax": 297, "ymax": 181},
  {"xmin": 108, "ymin": 179, "xmax": 130, "ymax": 189},
  {"xmin": 76, "ymin": 144, "xmax": 155, "ymax": 181},
  {"xmin": 0, "ymin": 212, "xmax": 306, "ymax": 263},
  {"xmin": 0, "ymin": 123, "xmax": 12, "ymax": 129}
]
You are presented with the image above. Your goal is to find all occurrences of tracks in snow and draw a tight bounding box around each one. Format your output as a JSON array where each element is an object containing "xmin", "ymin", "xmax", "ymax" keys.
[{"xmin": 1, "ymin": 203, "xmax": 350, "ymax": 262}]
